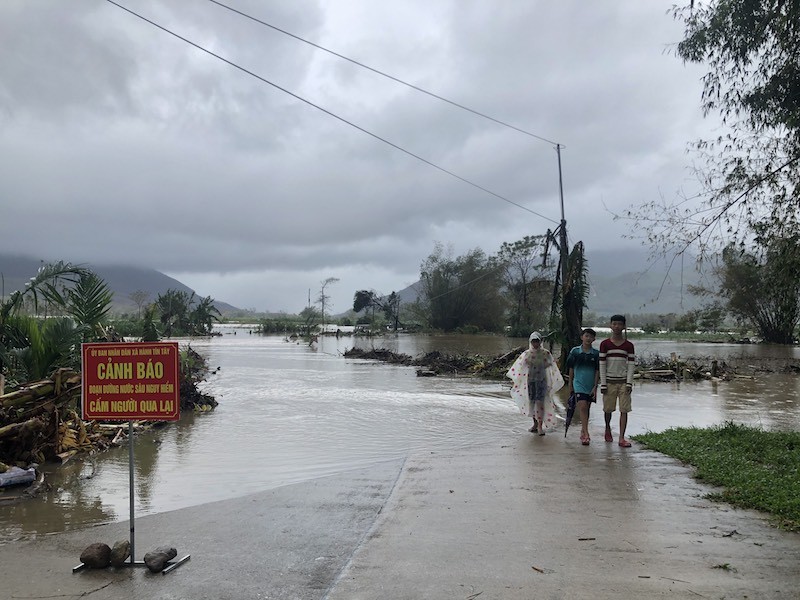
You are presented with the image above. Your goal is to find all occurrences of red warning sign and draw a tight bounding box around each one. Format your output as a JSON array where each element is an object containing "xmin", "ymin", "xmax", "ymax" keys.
[{"xmin": 82, "ymin": 342, "xmax": 180, "ymax": 421}]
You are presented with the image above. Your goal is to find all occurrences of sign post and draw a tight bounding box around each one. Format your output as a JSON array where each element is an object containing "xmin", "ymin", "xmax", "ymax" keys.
[{"xmin": 74, "ymin": 341, "xmax": 190, "ymax": 574}]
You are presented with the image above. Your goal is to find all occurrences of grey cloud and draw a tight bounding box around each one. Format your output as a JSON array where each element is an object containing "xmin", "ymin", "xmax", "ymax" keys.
[{"xmin": 0, "ymin": 0, "xmax": 711, "ymax": 312}]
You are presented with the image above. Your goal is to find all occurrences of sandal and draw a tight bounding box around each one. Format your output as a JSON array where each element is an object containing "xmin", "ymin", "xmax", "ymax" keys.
[
  {"xmin": 580, "ymin": 434, "xmax": 590, "ymax": 446},
  {"xmin": 538, "ymin": 431, "xmax": 546, "ymax": 436},
  {"xmin": 618, "ymin": 439, "xmax": 632, "ymax": 448}
]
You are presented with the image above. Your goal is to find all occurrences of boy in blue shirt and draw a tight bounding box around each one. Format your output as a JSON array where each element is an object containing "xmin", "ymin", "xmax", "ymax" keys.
[{"xmin": 566, "ymin": 328, "xmax": 600, "ymax": 445}]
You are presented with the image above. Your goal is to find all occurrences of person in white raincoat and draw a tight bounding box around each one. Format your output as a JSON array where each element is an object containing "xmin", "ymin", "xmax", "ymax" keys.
[{"xmin": 506, "ymin": 331, "xmax": 564, "ymax": 435}]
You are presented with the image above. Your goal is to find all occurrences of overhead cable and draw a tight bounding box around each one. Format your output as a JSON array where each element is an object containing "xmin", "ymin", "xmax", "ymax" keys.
[
  {"xmin": 105, "ymin": 0, "xmax": 558, "ymax": 224},
  {"xmin": 208, "ymin": 0, "xmax": 561, "ymax": 147}
]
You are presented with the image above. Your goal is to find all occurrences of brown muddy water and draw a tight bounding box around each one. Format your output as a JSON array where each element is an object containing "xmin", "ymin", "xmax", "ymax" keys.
[{"xmin": 1, "ymin": 328, "xmax": 798, "ymax": 544}]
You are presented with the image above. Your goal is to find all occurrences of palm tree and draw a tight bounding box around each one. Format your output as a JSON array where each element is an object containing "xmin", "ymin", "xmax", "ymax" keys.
[
  {"xmin": 7, "ymin": 315, "xmax": 79, "ymax": 382},
  {"xmin": 0, "ymin": 261, "xmax": 89, "ymax": 384},
  {"xmin": 64, "ymin": 272, "xmax": 114, "ymax": 342}
]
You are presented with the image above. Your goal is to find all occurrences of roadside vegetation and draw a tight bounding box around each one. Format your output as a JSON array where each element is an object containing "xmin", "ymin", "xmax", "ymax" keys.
[
  {"xmin": 633, "ymin": 423, "xmax": 800, "ymax": 532},
  {"xmin": 0, "ymin": 262, "xmax": 219, "ymax": 470}
]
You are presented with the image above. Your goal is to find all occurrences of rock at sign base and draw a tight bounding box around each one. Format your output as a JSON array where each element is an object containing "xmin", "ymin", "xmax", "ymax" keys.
[
  {"xmin": 109, "ymin": 540, "xmax": 131, "ymax": 567},
  {"xmin": 143, "ymin": 546, "xmax": 177, "ymax": 573},
  {"xmin": 80, "ymin": 543, "xmax": 111, "ymax": 569}
]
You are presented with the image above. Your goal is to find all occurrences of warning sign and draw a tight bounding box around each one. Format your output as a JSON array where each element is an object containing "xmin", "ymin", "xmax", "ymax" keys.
[{"xmin": 81, "ymin": 342, "xmax": 180, "ymax": 421}]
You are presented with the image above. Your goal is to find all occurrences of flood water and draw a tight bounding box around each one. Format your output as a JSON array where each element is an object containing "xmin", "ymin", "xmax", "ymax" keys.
[{"xmin": 2, "ymin": 328, "xmax": 799, "ymax": 544}]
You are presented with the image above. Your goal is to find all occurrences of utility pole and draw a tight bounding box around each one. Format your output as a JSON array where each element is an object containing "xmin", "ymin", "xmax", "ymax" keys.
[
  {"xmin": 555, "ymin": 144, "xmax": 579, "ymax": 370},
  {"xmin": 556, "ymin": 144, "xmax": 568, "ymax": 292}
]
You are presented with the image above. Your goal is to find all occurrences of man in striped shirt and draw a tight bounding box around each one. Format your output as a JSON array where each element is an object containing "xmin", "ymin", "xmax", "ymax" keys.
[{"xmin": 599, "ymin": 314, "xmax": 635, "ymax": 448}]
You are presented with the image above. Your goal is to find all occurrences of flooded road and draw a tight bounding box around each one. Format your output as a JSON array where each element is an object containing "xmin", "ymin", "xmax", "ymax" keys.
[{"xmin": 1, "ymin": 329, "xmax": 798, "ymax": 544}]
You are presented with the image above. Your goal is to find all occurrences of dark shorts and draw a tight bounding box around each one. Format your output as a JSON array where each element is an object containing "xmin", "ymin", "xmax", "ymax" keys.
[
  {"xmin": 528, "ymin": 380, "xmax": 546, "ymax": 403},
  {"xmin": 575, "ymin": 392, "xmax": 595, "ymax": 403}
]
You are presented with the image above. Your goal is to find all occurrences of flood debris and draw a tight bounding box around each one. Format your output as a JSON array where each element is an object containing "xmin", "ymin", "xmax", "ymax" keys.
[
  {"xmin": 346, "ymin": 345, "xmax": 800, "ymax": 381},
  {"xmin": 344, "ymin": 346, "xmax": 526, "ymax": 378},
  {"xmin": 0, "ymin": 348, "xmax": 218, "ymax": 471}
]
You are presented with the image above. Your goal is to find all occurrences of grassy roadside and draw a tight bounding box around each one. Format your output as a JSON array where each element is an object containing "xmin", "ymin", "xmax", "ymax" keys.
[{"xmin": 632, "ymin": 422, "xmax": 800, "ymax": 532}]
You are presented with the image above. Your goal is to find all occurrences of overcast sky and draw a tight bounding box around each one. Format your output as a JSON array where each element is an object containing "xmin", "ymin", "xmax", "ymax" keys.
[{"xmin": 0, "ymin": 1, "xmax": 712, "ymax": 314}]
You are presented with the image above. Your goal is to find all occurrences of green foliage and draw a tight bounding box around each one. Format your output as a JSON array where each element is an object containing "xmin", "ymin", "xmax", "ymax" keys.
[
  {"xmin": 713, "ymin": 230, "xmax": 800, "ymax": 343},
  {"xmin": 551, "ymin": 241, "xmax": 589, "ymax": 367},
  {"xmin": 673, "ymin": 311, "xmax": 698, "ymax": 332},
  {"xmin": 353, "ymin": 290, "xmax": 377, "ymax": 313},
  {"xmin": 676, "ymin": 1, "xmax": 800, "ymax": 141},
  {"xmin": 634, "ymin": 422, "xmax": 800, "ymax": 531},
  {"xmin": 189, "ymin": 295, "xmax": 221, "ymax": 335},
  {"xmin": 415, "ymin": 243, "xmax": 505, "ymax": 332},
  {"xmin": 110, "ymin": 316, "xmax": 146, "ymax": 337},
  {"xmin": 5, "ymin": 316, "xmax": 79, "ymax": 382},
  {"xmin": 64, "ymin": 271, "xmax": 114, "ymax": 342},
  {"xmin": 178, "ymin": 346, "xmax": 218, "ymax": 411},
  {"xmin": 0, "ymin": 261, "xmax": 91, "ymax": 382},
  {"xmin": 140, "ymin": 304, "xmax": 161, "ymax": 342},
  {"xmin": 621, "ymin": 2, "xmax": 800, "ymax": 280},
  {"xmin": 696, "ymin": 302, "xmax": 727, "ymax": 332},
  {"xmin": 563, "ymin": 242, "xmax": 589, "ymax": 342},
  {"xmin": 494, "ymin": 235, "xmax": 553, "ymax": 337},
  {"xmin": 642, "ymin": 322, "xmax": 661, "ymax": 334},
  {"xmin": 353, "ymin": 289, "xmax": 402, "ymax": 330},
  {"xmin": 154, "ymin": 290, "xmax": 220, "ymax": 337},
  {"xmin": 155, "ymin": 290, "xmax": 192, "ymax": 337},
  {"xmin": 298, "ymin": 306, "xmax": 320, "ymax": 337}
]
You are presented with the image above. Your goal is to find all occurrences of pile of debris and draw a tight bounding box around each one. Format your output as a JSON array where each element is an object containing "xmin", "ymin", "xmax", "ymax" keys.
[
  {"xmin": 344, "ymin": 346, "xmax": 526, "ymax": 378},
  {"xmin": 0, "ymin": 368, "xmax": 98, "ymax": 466},
  {"xmin": 342, "ymin": 348, "xmax": 413, "ymax": 365},
  {"xmin": 0, "ymin": 350, "xmax": 218, "ymax": 470},
  {"xmin": 346, "ymin": 345, "xmax": 800, "ymax": 382},
  {"xmin": 634, "ymin": 352, "xmax": 800, "ymax": 381}
]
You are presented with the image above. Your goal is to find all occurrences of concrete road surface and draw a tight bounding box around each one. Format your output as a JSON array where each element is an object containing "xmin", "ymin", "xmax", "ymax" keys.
[{"xmin": 2, "ymin": 434, "xmax": 798, "ymax": 599}]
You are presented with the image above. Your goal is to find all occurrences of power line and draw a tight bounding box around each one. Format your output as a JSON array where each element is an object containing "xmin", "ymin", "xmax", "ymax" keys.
[
  {"xmin": 207, "ymin": 0, "xmax": 561, "ymax": 147},
  {"xmin": 105, "ymin": 0, "xmax": 559, "ymax": 225}
]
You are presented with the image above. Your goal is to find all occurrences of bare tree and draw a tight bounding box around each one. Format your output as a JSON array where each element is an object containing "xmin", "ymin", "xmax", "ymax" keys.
[
  {"xmin": 129, "ymin": 289, "xmax": 150, "ymax": 319},
  {"xmin": 317, "ymin": 277, "xmax": 339, "ymax": 329}
]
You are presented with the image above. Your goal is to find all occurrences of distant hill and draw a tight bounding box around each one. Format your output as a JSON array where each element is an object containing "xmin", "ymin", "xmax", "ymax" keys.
[
  {"xmin": 0, "ymin": 254, "xmax": 240, "ymax": 315},
  {"xmin": 1, "ymin": 248, "xmax": 709, "ymax": 321},
  {"xmin": 583, "ymin": 247, "xmax": 706, "ymax": 316},
  {"xmin": 369, "ymin": 248, "xmax": 707, "ymax": 319}
]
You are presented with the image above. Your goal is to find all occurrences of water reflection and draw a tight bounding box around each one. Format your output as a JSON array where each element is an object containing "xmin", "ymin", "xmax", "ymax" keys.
[{"xmin": 1, "ymin": 329, "xmax": 797, "ymax": 544}]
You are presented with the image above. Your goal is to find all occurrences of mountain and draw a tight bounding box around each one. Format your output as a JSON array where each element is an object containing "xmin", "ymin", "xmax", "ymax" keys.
[
  {"xmin": 0, "ymin": 254, "xmax": 240, "ymax": 315},
  {"xmin": 583, "ymin": 248, "xmax": 706, "ymax": 316}
]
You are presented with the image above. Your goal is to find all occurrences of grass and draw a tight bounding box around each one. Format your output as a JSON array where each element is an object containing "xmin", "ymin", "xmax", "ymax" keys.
[{"xmin": 632, "ymin": 422, "xmax": 800, "ymax": 532}]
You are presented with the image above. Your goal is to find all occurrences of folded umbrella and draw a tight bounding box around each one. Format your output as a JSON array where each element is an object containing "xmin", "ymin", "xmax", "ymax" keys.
[{"xmin": 564, "ymin": 392, "xmax": 576, "ymax": 438}]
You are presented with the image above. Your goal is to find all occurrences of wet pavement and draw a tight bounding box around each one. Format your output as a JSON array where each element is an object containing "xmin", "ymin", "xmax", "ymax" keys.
[
  {"xmin": 7, "ymin": 333, "xmax": 800, "ymax": 544},
  {"xmin": 2, "ymin": 428, "xmax": 799, "ymax": 600}
]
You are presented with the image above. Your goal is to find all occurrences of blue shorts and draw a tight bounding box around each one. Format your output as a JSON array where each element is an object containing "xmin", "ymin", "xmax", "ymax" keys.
[{"xmin": 575, "ymin": 392, "xmax": 595, "ymax": 404}]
